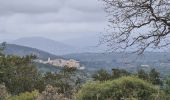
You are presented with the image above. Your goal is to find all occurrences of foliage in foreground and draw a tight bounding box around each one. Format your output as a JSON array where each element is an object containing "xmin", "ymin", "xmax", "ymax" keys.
[
  {"xmin": 37, "ymin": 85, "xmax": 68, "ymax": 100},
  {"xmin": 75, "ymin": 76, "xmax": 164, "ymax": 100},
  {"xmin": 0, "ymin": 84, "xmax": 9, "ymax": 100},
  {"xmin": 7, "ymin": 85, "xmax": 69, "ymax": 100},
  {"xmin": 7, "ymin": 90, "xmax": 39, "ymax": 100}
]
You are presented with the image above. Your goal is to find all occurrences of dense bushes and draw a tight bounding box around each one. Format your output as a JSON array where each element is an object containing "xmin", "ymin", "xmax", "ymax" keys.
[
  {"xmin": 6, "ymin": 85, "xmax": 70, "ymax": 100},
  {"xmin": 75, "ymin": 76, "xmax": 161, "ymax": 100},
  {"xmin": 7, "ymin": 91, "xmax": 39, "ymax": 100},
  {"xmin": 37, "ymin": 85, "xmax": 68, "ymax": 100}
]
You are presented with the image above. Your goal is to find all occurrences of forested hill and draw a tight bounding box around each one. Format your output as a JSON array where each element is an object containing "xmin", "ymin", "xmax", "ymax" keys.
[{"xmin": 3, "ymin": 43, "xmax": 61, "ymax": 60}]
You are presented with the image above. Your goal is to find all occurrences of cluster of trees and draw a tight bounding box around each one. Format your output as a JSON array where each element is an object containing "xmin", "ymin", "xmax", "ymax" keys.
[
  {"xmin": 92, "ymin": 69, "xmax": 130, "ymax": 81},
  {"xmin": 0, "ymin": 43, "xmax": 85, "ymax": 100},
  {"xmin": 92, "ymin": 68, "xmax": 162, "ymax": 85},
  {"xmin": 0, "ymin": 42, "xmax": 170, "ymax": 100},
  {"xmin": 0, "ymin": 54, "xmax": 85, "ymax": 100},
  {"xmin": 0, "ymin": 54, "xmax": 43, "ymax": 95},
  {"xmin": 0, "ymin": 56, "xmax": 85, "ymax": 99}
]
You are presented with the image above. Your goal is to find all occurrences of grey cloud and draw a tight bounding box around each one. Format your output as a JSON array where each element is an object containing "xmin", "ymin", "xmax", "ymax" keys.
[
  {"xmin": 0, "ymin": 0, "xmax": 104, "ymax": 14},
  {"xmin": 0, "ymin": 0, "xmax": 66, "ymax": 14},
  {"xmin": 0, "ymin": 0, "xmax": 107, "ymax": 41},
  {"xmin": 17, "ymin": 9, "xmax": 106, "ymax": 24},
  {"xmin": 4, "ymin": 19, "xmax": 106, "ymax": 35},
  {"xmin": 66, "ymin": 0, "xmax": 104, "ymax": 12}
]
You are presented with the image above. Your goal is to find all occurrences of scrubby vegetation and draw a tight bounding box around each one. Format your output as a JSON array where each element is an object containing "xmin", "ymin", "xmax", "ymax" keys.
[
  {"xmin": 7, "ymin": 91, "xmax": 39, "ymax": 100},
  {"xmin": 0, "ymin": 43, "xmax": 170, "ymax": 100}
]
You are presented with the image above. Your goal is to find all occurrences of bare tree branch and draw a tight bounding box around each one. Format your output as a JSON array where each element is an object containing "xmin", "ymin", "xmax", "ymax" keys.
[{"xmin": 102, "ymin": 0, "xmax": 170, "ymax": 54}]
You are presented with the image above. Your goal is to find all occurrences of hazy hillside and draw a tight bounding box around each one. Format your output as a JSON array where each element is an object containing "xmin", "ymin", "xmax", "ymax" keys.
[
  {"xmin": 63, "ymin": 52, "xmax": 170, "ymax": 63},
  {"xmin": 4, "ymin": 44, "xmax": 61, "ymax": 60},
  {"xmin": 62, "ymin": 35, "xmax": 106, "ymax": 53},
  {"xmin": 63, "ymin": 52, "xmax": 170, "ymax": 76},
  {"xmin": 12, "ymin": 36, "xmax": 107, "ymax": 55},
  {"xmin": 12, "ymin": 37, "xmax": 77, "ymax": 55}
]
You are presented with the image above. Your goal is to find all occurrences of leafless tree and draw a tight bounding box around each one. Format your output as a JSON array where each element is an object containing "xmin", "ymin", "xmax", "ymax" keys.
[{"xmin": 102, "ymin": 0, "xmax": 170, "ymax": 54}]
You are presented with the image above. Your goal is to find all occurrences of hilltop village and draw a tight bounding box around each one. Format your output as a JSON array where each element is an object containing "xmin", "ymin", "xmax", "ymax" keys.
[{"xmin": 35, "ymin": 58, "xmax": 84, "ymax": 69}]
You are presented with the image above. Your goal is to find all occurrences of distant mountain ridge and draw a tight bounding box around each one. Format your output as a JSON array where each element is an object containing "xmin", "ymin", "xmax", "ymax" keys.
[
  {"xmin": 61, "ymin": 35, "xmax": 106, "ymax": 53},
  {"xmin": 4, "ymin": 43, "xmax": 61, "ymax": 60},
  {"xmin": 11, "ymin": 37, "xmax": 77, "ymax": 55},
  {"xmin": 11, "ymin": 36, "xmax": 106, "ymax": 55}
]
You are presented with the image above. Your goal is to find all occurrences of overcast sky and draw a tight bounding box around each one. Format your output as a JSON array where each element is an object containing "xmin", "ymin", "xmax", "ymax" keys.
[{"xmin": 0, "ymin": 0, "xmax": 107, "ymax": 42}]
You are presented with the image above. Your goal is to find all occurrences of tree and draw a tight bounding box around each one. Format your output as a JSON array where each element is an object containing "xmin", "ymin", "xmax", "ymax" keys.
[
  {"xmin": 149, "ymin": 68, "xmax": 162, "ymax": 85},
  {"xmin": 0, "ymin": 55, "xmax": 45, "ymax": 95},
  {"xmin": 43, "ymin": 67, "xmax": 86, "ymax": 98},
  {"xmin": 92, "ymin": 68, "xmax": 130, "ymax": 81},
  {"xmin": 0, "ymin": 42, "xmax": 6, "ymax": 56},
  {"xmin": 92, "ymin": 69, "xmax": 112, "ymax": 81},
  {"xmin": 137, "ymin": 68, "xmax": 162, "ymax": 85},
  {"xmin": 102, "ymin": 0, "xmax": 170, "ymax": 54},
  {"xmin": 137, "ymin": 69, "xmax": 149, "ymax": 81},
  {"xmin": 111, "ymin": 68, "xmax": 130, "ymax": 79}
]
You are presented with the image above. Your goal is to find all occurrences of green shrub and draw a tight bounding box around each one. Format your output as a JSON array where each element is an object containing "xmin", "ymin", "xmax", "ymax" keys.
[
  {"xmin": 7, "ymin": 90, "xmax": 39, "ymax": 100},
  {"xmin": 75, "ymin": 76, "xmax": 162, "ymax": 100}
]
